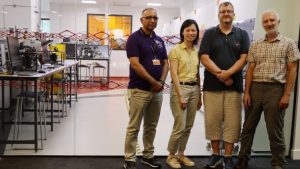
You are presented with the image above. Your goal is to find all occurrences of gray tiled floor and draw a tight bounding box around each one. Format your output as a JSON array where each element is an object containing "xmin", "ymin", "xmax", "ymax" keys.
[{"xmin": 3, "ymin": 89, "xmax": 210, "ymax": 156}]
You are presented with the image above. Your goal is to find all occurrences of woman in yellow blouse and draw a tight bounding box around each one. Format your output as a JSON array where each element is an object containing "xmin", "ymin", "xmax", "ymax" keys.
[{"xmin": 166, "ymin": 19, "xmax": 202, "ymax": 169}]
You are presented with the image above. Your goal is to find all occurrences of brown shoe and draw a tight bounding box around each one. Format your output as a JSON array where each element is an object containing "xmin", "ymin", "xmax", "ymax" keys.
[
  {"xmin": 177, "ymin": 155, "xmax": 195, "ymax": 167},
  {"xmin": 166, "ymin": 156, "xmax": 181, "ymax": 169},
  {"xmin": 272, "ymin": 165, "xmax": 283, "ymax": 169},
  {"xmin": 234, "ymin": 157, "xmax": 248, "ymax": 169}
]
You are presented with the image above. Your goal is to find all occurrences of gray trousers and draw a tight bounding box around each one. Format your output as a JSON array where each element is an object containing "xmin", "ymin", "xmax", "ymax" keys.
[
  {"xmin": 124, "ymin": 89, "xmax": 162, "ymax": 162},
  {"xmin": 167, "ymin": 85, "xmax": 200, "ymax": 154},
  {"xmin": 239, "ymin": 82, "xmax": 287, "ymax": 167}
]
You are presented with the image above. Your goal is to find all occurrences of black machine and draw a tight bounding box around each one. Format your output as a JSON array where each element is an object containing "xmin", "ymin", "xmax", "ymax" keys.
[
  {"xmin": 6, "ymin": 36, "xmax": 22, "ymax": 73},
  {"xmin": 6, "ymin": 36, "xmax": 39, "ymax": 74},
  {"xmin": 19, "ymin": 44, "xmax": 37, "ymax": 70},
  {"xmin": 65, "ymin": 43, "xmax": 76, "ymax": 58},
  {"xmin": 81, "ymin": 46, "xmax": 93, "ymax": 58},
  {"xmin": 18, "ymin": 43, "xmax": 38, "ymax": 71}
]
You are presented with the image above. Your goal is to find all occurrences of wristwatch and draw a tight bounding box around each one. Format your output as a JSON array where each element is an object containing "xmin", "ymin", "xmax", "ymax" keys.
[{"xmin": 159, "ymin": 79, "xmax": 165, "ymax": 85}]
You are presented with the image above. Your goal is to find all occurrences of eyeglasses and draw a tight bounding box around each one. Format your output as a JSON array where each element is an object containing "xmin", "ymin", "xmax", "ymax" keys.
[
  {"xmin": 219, "ymin": 10, "xmax": 234, "ymax": 14},
  {"xmin": 142, "ymin": 16, "xmax": 159, "ymax": 20}
]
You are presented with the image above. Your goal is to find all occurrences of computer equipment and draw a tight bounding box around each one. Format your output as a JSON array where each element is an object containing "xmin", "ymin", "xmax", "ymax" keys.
[
  {"xmin": 65, "ymin": 43, "xmax": 76, "ymax": 58},
  {"xmin": 6, "ymin": 36, "xmax": 22, "ymax": 72},
  {"xmin": 15, "ymin": 71, "xmax": 38, "ymax": 76},
  {"xmin": 38, "ymin": 69, "xmax": 46, "ymax": 73},
  {"xmin": 7, "ymin": 36, "xmax": 39, "ymax": 76}
]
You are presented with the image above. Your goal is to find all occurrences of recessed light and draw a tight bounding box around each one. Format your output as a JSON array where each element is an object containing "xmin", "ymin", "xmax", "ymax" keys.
[
  {"xmin": 0, "ymin": 11, "xmax": 8, "ymax": 14},
  {"xmin": 81, "ymin": 0, "xmax": 97, "ymax": 4},
  {"xmin": 147, "ymin": 3, "xmax": 162, "ymax": 7}
]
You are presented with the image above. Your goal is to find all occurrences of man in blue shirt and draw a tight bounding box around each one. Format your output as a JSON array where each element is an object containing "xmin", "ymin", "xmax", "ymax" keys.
[{"xmin": 123, "ymin": 8, "xmax": 168, "ymax": 169}]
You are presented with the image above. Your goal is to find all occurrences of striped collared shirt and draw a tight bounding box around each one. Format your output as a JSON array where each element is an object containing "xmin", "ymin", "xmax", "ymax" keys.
[{"xmin": 247, "ymin": 34, "xmax": 300, "ymax": 83}]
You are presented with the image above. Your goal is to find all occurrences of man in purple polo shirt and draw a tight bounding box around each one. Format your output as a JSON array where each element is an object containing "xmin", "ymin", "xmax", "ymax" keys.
[{"xmin": 123, "ymin": 8, "xmax": 169, "ymax": 169}]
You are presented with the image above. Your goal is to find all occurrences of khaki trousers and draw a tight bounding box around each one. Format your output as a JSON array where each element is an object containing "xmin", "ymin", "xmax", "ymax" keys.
[
  {"xmin": 203, "ymin": 91, "xmax": 242, "ymax": 143},
  {"xmin": 167, "ymin": 85, "xmax": 200, "ymax": 154},
  {"xmin": 124, "ymin": 89, "xmax": 162, "ymax": 162}
]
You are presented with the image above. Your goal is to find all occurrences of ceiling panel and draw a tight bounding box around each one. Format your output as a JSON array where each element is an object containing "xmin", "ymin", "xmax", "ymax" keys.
[{"xmin": 49, "ymin": 0, "xmax": 182, "ymax": 8}]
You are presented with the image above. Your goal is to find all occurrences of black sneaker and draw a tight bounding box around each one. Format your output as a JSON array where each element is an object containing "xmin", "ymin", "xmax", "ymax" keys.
[
  {"xmin": 141, "ymin": 157, "xmax": 161, "ymax": 168},
  {"xmin": 234, "ymin": 157, "xmax": 248, "ymax": 169},
  {"xmin": 123, "ymin": 161, "xmax": 136, "ymax": 169},
  {"xmin": 224, "ymin": 157, "xmax": 234, "ymax": 169},
  {"xmin": 205, "ymin": 154, "xmax": 222, "ymax": 168}
]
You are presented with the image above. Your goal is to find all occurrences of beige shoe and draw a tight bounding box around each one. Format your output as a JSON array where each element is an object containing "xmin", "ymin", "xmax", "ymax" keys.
[
  {"xmin": 177, "ymin": 155, "xmax": 195, "ymax": 167},
  {"xmin": 166, "ymin": 156, "xmax": 181, "ymax": 169}
]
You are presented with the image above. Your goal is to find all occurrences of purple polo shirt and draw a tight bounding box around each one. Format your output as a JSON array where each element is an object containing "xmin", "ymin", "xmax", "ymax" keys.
[{"xmin": 126, "ymin": 28, "xmax": 167, "ymax": 91}]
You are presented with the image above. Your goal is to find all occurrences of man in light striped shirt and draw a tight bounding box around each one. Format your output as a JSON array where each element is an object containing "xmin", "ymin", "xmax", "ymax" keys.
[{"xmin": 235, "ymin": 10, "xmax": 300, "ymax": 169}]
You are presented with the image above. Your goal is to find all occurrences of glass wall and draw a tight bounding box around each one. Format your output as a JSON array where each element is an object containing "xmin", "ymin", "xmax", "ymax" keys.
[{"xmin": 0, "ymin": 0, "xmax": 299, "ymax": 158}]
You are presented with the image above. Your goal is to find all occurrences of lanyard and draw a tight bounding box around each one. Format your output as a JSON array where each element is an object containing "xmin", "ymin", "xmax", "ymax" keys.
[
  {"xmin": 150, "ymin": 40, "xmax": 158, "ymax": 59},
  {"xmin": 139, "ymin": 28, "xmax": 159, "ymax": 59}
]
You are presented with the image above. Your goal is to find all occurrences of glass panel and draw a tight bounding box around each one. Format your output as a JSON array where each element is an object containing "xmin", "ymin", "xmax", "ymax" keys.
[
  {"xmin": 108, "ymin": 15, "xmax": 132, "ymax": 50},
  {"xmin": 87, "ymin": 14, "xmax": 106, "ymax": 44},
  {"xmin": 41, "ymin": 19, "xmax": 51, "ymax": 33},
  {"xmin": 86, "ymin": 14, "xmax": 132, "ymax": 49}
]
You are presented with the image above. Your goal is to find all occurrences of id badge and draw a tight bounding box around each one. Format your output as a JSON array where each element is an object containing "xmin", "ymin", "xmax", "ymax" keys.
[{"xmin": 152, "ymin": 59, "xmax": 161, "ymax": 65}]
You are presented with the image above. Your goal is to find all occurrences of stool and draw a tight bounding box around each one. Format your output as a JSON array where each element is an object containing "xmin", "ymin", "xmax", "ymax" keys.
[
  {"xmin": 43, "ymin": 75, "xmax": 68, "ymax": 122},
  {"xmin": 91, "ymin": 62, "xmax": 106, "ymax": 86},
  {"xmin": 12, "ymin": 91, "xmax": 47, "ymax": 150},
  {"xmin": 65, "ymin": 66, "xmax": 78, "ymax": 102},
  {"xmin": 78, "ymin": 64, "xmax": 91, "ymax": 87},
  {"xmin": 50, "ymin": 78, "xmax": 68, "ymax": 120}
]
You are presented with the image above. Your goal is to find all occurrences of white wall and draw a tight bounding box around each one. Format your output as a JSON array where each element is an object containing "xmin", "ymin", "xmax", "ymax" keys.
[
  {"xmin": 253, "ymin": 0, "xmax": 300, "ymax": 159},
  {"xmin": 179, "ymin": 0, "xmax": 257, "ymax": 22},
  {"xmin": 179, "ymin": 0, "xmax": 194, "ymax": 17},
  {"xmin": 253, "ymin": 0, "xmax": 300, "ymax": 41},
  {"xmin": 49, "ymin": 4, "xmax": 179, "ymax": 35},
  {"xmin": 48, "ymin": 3, "xmax": 179, "ymax": 77},
  {"xmin": 0, "ymin": 0, "xmax": 31, "ymax": 29},
  {"xmin": 41, "ymin": 0, "xmax": 50, "ymax": 18},
  {"xmin": 163, "ymin": 0, "xmax": 258, "ymax": 36},
  {"xmin": 179, "ymin": 0, "xmax": 211, "ymax": 17},
  {"xmin": 0, "ymin": 0, "xmax": 40, "ymax": 31}
]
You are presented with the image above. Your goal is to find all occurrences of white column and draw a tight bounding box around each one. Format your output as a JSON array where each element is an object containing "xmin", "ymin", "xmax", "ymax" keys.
[
  {"xmin": 0, "ymin": 0, "xmax": 40, "ymax": 31},
  {"xmin": 31, "ymin": 0, "xmax": 41, "ymax": 32}
]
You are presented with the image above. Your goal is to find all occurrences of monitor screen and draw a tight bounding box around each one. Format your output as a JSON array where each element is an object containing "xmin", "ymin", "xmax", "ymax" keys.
[
  {"xmin": 66, "ymin": 43, "xmax": 76, "ymax": 58},
  {"xmin": 6, "ymin": 36, "xmax": 21, "ymax": 72}
]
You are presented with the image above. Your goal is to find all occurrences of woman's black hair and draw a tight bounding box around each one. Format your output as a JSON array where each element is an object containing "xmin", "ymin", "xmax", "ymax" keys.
[{"xmin": 180, "ymin": 19, "xmax": 200, "ymax": 45}]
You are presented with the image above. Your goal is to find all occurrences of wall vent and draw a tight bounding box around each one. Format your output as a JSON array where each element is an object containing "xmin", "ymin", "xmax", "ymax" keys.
[{"xmin": 113, "ymin": 1, "xmax": 131, "ymax": 7}]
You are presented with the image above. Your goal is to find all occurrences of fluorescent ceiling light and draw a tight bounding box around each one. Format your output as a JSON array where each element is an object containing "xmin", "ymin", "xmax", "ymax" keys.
[
  {"xmin": 81, "ymin": 0, "xmax": 96, "ymax": 4},
  {"xmin": 0, "ymin": 11, "xmax": 8, "ymax": 14},
  {"xmin": 113, "ymin": 1, "xmax": 131, "ymax": 6},
  {"xmin": 147, "ymin": 3, "xmax": 161, "ymax": 7}
]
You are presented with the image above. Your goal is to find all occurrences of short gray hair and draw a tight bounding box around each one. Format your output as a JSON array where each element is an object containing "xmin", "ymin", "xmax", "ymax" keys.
[
  {"xmin": 261, "ymin": 9, "xmax": 280, "ymax": 21},
  {"xmin": 141, "ymin": 8, "xmax": 156, "ymax": 17},
  {"xmin": 218, "ymin": 1, "xmax": 234, "ymax": 11}
]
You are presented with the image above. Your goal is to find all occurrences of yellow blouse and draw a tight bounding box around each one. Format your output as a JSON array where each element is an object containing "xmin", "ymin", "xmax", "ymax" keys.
[{"xmin": 168, "ymin": 42, "xmax": 199, "ymax": 82}]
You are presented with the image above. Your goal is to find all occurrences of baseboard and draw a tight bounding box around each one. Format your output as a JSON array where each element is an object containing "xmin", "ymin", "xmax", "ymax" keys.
[
  {"xmin": 291, "ymin": 149, "xmax": 300, "ymax": 159},
  {"xmin": 110, "ymin": 76, "xmax": 128, "ymax": 78}
]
